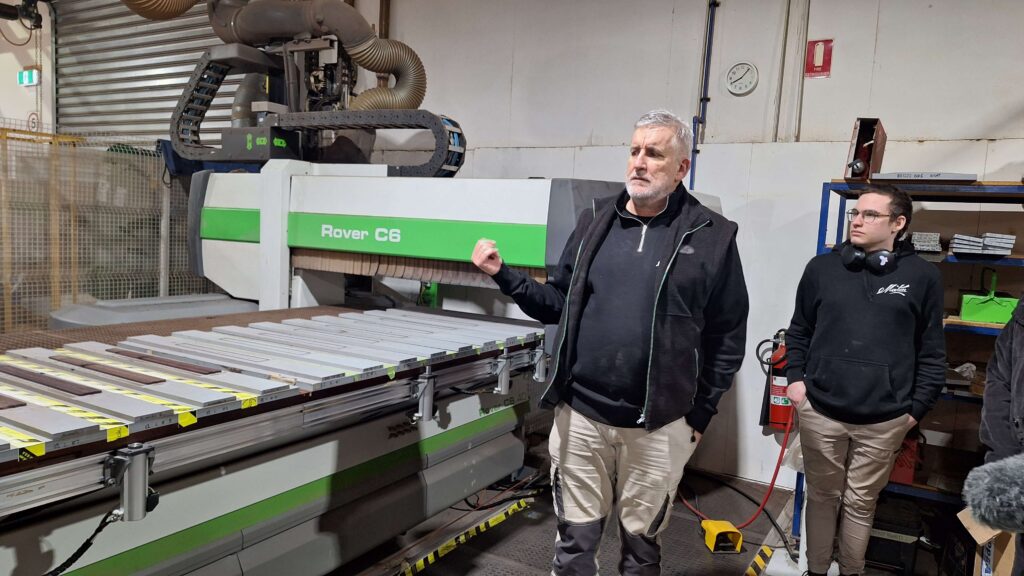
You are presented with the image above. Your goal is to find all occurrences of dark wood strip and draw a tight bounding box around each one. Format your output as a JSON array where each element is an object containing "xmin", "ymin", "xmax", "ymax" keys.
[
  {"xmin": 0, "ymin": 393, "xmax": 27, "ymax": 410},
  {"xmin": 0, "ymin": 364, "xmax": 100, "ymax": 396},
  {"xmin": 108, "ymin": 348, "xmax": 220, "ymax": 375},
  {"xmin": 50, "ymin": 355, "xmax": 165, "ymax": 385}
]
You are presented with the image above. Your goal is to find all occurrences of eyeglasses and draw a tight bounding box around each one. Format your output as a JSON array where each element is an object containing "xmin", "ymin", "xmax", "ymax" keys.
[{"xmin": 846, "ymin": 209, "xmax": 893, "ymax": 224}]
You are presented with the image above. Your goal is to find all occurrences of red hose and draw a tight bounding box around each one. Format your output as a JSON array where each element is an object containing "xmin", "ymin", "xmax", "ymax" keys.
[
  {"xmin": 737, "ymin": 412, "xmax": 793, "ymax": 529},
  {"xmin": 678, "ymin": 366, "xmax": 795, "ymax": 530}
]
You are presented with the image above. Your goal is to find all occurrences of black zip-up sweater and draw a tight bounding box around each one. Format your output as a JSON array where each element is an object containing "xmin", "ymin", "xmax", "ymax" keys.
[
  {"xmin": 567, "ymin": 197, "xmax": 673, "ymax": 427},
  {"xmin": 492, "ymin": 185, "xmax": 749, "ymax": 432},
  {"xmin": 785, "ymin": 242, "xmax": 946, "ymax": 424}
]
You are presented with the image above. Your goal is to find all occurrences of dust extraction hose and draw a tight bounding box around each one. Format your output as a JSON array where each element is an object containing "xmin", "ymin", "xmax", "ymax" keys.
[
  {"xmin": 207, "ymin": 0, "xmax": 426, "ymax": 109},
  {"xmin": 121, "ymin": 0, "xmax": 196, "ymax": 20}
]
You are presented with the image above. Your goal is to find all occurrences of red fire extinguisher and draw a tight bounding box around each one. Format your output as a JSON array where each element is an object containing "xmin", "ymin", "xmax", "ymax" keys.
[{"xmin": 758, "ymin": 329, "xmax": 792, "ymax": 431}]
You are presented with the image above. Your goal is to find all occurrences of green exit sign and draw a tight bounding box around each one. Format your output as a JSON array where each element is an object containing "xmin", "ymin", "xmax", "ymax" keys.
[{"xmin": 17, "ymin": 69, "xmax": 40, "ymax": 87}]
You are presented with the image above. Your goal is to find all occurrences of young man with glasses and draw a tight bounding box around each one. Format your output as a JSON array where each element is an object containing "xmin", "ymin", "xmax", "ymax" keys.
[{"xmin": 783, "ymin": 184, "xmax": 946, "ymax": 576}]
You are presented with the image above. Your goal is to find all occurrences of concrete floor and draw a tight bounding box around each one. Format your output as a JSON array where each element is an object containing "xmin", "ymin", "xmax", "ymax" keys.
[
  {"xmin": 345, "ymin": 468, "xmax": 794, "ymax": 576},
  {"xmin": 342, "ymin": 430, "xmax": 948, "ymax": 576}
]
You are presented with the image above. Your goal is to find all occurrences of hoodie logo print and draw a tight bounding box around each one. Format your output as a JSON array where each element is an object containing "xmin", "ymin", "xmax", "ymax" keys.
[{"xmin": 877, "ymin": 283, "xmax": 909, "ymax": 297}]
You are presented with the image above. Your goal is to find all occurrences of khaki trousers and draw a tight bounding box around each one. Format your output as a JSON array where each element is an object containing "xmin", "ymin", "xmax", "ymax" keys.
[
  {"xmin": 548, "ymin": 402, "xmax": 697, "ymax": 576},
  {"xmin": 797, "ymin": 399, "xmax": 913, "ymax": 575}
]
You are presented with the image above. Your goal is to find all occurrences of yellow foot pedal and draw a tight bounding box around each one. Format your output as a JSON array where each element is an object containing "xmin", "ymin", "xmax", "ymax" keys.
[{"xmin": 700, "ymin": 519, "xmax": 742, "ymax": 553}]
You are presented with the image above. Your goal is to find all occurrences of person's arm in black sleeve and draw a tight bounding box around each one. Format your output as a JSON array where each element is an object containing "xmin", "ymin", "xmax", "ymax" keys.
[
  {"xmin": 980, "ymin": 309, "xmax": 1018, "ymax": 463},
  {"xmin": 490, "ymin": 212, "xmax": 588, "ymax": 325},
  {"xmin": 784, "ymin": 261, "xmax": 819, "ymax": 384},
  {"xmin": 687, "ymin": 231, "xmax": 749, "ymax": 434},
  {"xmin": 910, "ymin": 274, "xmax": 947, "ymax": 422}
]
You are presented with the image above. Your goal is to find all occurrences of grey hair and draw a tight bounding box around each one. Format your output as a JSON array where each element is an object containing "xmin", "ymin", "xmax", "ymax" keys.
[{"xmin": 634, "ymin": 109, "xmax": 693, "ymax": 159}]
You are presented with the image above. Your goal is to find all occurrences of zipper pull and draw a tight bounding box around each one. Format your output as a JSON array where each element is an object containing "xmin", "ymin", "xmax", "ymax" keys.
[{"xmin": 637, "ymin": 412, "xmax": 646, "ymax": 424}]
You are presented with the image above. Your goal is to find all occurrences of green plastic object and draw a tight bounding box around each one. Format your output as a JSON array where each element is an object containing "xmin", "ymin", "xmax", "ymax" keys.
[{"xmin": 960, "ymin": 269, "xmax": 1019, "ymax": 325}]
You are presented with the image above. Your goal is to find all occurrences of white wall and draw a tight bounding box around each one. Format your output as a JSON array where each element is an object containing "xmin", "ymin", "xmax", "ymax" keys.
[
  {"xmin": 378, "ymin": 0, "xmax": 1024, "ymax": 487},
  {"xmin": 0, "ymin": 7, "xmax": 53, "ymax": 127}
]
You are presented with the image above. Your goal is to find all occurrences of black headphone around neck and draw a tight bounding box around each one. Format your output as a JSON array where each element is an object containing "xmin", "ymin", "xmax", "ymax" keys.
[{"xmin": 839, "ymin": 241, "xmax": 897, "ymax": 274}]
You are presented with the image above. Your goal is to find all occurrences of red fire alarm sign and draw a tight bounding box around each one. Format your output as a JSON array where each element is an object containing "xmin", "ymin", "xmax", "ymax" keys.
[{"xmin": 805, "ymin": 39, "xmax": 833, "ymax": 78}]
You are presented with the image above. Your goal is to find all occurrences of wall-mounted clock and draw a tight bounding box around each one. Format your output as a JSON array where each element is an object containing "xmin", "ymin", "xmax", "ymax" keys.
[{"xmin": 726, "ymin": 62, "xmax": 758, "ymax": 96}]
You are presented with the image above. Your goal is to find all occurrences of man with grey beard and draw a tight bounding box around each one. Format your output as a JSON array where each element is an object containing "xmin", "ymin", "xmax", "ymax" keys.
[{"xmin": 472, "ymin": 110, "xmax": 749, "ymax": 576}]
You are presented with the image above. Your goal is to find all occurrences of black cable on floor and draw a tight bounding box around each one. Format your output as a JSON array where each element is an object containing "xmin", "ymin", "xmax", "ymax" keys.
[
  {"xmin": 686, "ymin": 469, "xmax": 798, "ymax": 561},
  {"xmin": 45, "ymin": 510, "xmax": 118, "ymax": 575},
  {"xmin": 680, "ymin": 480, "xmax": 702, "ymax": 513},
  {"xmin": 451, "ymin": 490, "xmax": 544, "ymax": 512}
]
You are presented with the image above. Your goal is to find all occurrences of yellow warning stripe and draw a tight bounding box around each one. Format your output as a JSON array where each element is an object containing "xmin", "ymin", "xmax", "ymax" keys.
[
  {"xmin": 0, "ymin": 355, "xmax": 196, "ymax": 416},
  {"xmin": 0, "ymin": 381, "xmax": 125, "ymax": 427},
  {"xmin": 744, "ymin": 544, "xmax": 774, "ymax": 576},
  {"xmin": 55, "ymin": 350, "xmax": 258, "ymax": 407},
  {"xmin": 0, "ymin": 425, "xmax": 45, "ymax": 452},
  {"xmin": 0, "ymin": 380, "xmax": 132, "ymax": 442},
  {"xmin": 398, "ymin": 499, "xmax": 531, "ymax": 576}
]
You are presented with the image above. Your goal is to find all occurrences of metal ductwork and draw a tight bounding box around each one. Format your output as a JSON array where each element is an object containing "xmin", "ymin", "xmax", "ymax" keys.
[
  {"xmin": 231, "ymin": 73, "xmax": 266, "ymax": 127},
  {"xmin": 120, "ymin": 0, "xmax": 197, "ymax": 20},
  {"xmin": 208, "ymin": 0, "xmax": 426, "ymax": 109}
]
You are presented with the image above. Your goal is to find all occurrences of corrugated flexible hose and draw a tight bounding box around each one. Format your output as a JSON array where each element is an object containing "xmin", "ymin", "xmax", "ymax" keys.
[
  {"xmin": 346, "ymin": 37, "xmax": 426, "ymax": 110},
  {"xmin": 121, "ymin": 0, "xmax": 196, "ymax": 20}
]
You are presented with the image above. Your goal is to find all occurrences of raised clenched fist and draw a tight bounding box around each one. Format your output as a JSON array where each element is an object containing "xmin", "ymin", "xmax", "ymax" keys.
[{"xmin": 472, "ymin": 238, "xmax": 503, "ymax": 276}]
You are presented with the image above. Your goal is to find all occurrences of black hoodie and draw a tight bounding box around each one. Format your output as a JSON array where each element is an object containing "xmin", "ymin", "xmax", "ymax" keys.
[{"xmin": 785, "ymin": 242, "xmax": 946, "ymax": 424}]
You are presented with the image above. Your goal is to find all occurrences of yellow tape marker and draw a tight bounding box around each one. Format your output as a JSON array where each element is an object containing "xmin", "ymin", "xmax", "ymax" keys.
[
  {"xmin": 106, "ymin": 426, "xmax": 130, "ymax": 443},
  {"xmin": 241, "ymin": 398, "xmax": 258, "ymax": 409},
  {"xmin": 19, "ymin": 445, "xmax": 45, "ymax": 460},
  {"xmin": 178, "ymin": 412, "xmax": 198, "ymax": 427},
  {"xmin": 387, "ymin": 367, "xmax": 397, "ymax": 380}
]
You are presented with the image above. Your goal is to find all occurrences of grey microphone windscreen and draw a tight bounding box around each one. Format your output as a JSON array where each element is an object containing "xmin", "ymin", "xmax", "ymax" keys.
[{"xmin": 963, "ymin": 452, "xmax": 1024, "ymax": 533}]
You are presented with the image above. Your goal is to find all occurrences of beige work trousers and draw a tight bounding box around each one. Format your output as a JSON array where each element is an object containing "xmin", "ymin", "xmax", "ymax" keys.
[
  {"xmin": 796, "ymin": 398, "xmax": 913, "ymax": 575},
  {"xmin": 548, "ymin": 402, "xmax": 698, "ymax": 576}
]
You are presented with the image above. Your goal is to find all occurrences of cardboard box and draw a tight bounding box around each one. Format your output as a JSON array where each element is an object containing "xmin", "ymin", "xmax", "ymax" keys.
[{"xmin": 957, "ymin": 508, "xmax": 1018, "ymax": 576}]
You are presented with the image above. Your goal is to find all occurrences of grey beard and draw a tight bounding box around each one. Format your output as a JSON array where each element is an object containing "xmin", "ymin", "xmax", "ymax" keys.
[{"xmin": 626, "ymin": 183, "xmax": 670, "ymax": 204}]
